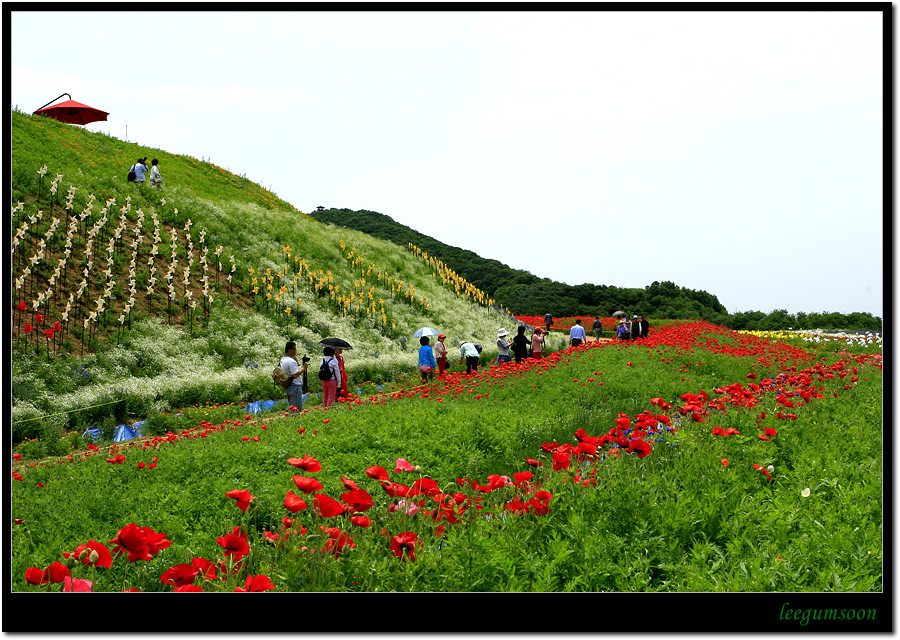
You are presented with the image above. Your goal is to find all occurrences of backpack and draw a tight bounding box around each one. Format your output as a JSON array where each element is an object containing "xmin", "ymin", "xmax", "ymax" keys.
[
  {"xmin": 273, "ymin": 364, "xmax": 293, "ymax": 389},
  {"xmin": 474, "ymin": 344, "xmax": 483, "ymax": 354},
  {"xmin": 318, "ymin": 357, "xmax": 334, "ymax": 381},
  {"xmin": 127, "ymin": 166, "xmax": 136, "ymax": 182}
]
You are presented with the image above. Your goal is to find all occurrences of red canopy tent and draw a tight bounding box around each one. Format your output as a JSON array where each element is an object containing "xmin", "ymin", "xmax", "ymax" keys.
[{"xmin": 33, "ymin": 93, "xmax": 108, "ymax": 125}]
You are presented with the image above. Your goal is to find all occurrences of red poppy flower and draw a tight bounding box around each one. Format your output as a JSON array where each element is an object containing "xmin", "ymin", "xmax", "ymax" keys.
[
  {"xmin": 174, "ymin": 584, "xmax": 204, "ymax": 592},
  {"xmin": 45, "ymin": 561, "xmax": 70, "ymax": 583},
  {"xmin": 313, "ymin": 493, "xmax": 346, "ymax": 518},
  {"xmin": 43, "ymin": 329, "xmax": 54, "ymax": 339},
  {"xmin": 526, "ymin": 457, "xmax": 543, "ymax": 467},
  {"xmin": 287, "ymin": 455, "xmax": 322, "ymax": 472},
  {"xmin": 110, "ymin": 523, "xmax": 151, "ymax": 561},
  {"xmin": 381, "ymin": 481, "xmax": 411, "ymax": 497},
  {"xmin": 236, "ymin": 574, "xmax": 276, "ymax": 592},
  {"xmin": 225, "ymin": 489, "xmax": 255, "ymax": 513},
  {"xmin": 323, "ymin": 529, "xmax": 356, "ymax": 557},
  {"xmin": 23, "ymin": 323, "xmax": 33, "ymax": 334},
  {"xmin": 626, "ymin": 439, "xmax": 652, "ymax": 458},
  {"xmin": 161, "ymin": 563, "xmax": 200, "ymax": 588},
  {"xmin": 16, "ymin": 300, "xmax": 26, "ymax": 311},
  {"xmin": 341, "ymin": 488, "xmax": 374, "ymax": 512},
  {"xmin": 552, "ymin": 451, "xmax": 571, "ymax": 471},
  {"xmin": 34, "ymin": 313, "xmax": 43, "ymax": 325},
  {"xmin": 25, "ymin": 567, "xmax": 48, "ymax": 586},
  {"xmin": 341, "ymin": 476, "xmax": 359, "ymax": 491},
  {"xmin": 191, "ymin": 557, "xmax": 219, "ymax": 581},
  {"xmin": 365, "ymin": 466, "xmax": 390, "ymax": 481},
  {"xmin": 216, "ymin": 527, "xmax": 250, "ymax": 559},
  {"xmin": 350, "ymin": 515, "xmax": 373, "ymax": 528},
  {"xmin": 292, "ymin": 475, "xmax": 324, "ymax": 494},
  {"xmin": 721, "ymin": 459, "xmax": 730, "ymax": 467},
  {"xmin": 65, "ymin": 540, "xmax": 113, "ymax": 569},
  {"xmin": 390, "ymin": 531, "xmax": 422, "ymax": 562},
  {"xmin": 283, "ymin": 490, "xmax": 308, "ymax": 512}
]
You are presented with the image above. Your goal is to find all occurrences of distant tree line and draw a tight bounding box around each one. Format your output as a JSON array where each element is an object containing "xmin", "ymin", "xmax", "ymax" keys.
[{"xmin": 310, "ymin": 209, "xmax": 882, "ymax": 332}]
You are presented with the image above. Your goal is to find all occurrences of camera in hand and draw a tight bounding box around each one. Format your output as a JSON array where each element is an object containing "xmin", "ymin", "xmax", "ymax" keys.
[{"xmin": 302, "ymin": 355, "xmax": 311, "ymax": 363}]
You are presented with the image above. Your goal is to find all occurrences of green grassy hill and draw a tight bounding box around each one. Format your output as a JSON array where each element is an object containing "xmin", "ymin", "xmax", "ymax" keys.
[{"xmin": 10, "ymin": 109, "xmax": 562, "ymax": 447}]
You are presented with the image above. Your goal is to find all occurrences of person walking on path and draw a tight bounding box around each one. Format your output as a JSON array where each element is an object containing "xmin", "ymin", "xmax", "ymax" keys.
[
  {"xmin": 496, "ymin": 328, "xmax": 512, "ymax": 364},
  {"xmin": 149, "ymin": 159, "xmax": 163, "ymax": 191},
  {"xmin": 511, "ymin": 325, "xmax": 529, "ymax": 363},
  {"xmin": 132, "ymin": 157, "xmax": 149, "ymax": 186},
  {"xmin": 459, "ymin": 341, "xmax": 480, "ymax": 374},
  {"xmin": 335, "ymin": 347, "xmax": 349, "ymax": 399},
  {"xmin": 319, "ymin": 346, "xmax": 341, "ymax": 407},
  {"xmin": 531, "ymin": 327, "xmax": 546, "ymax": 359},
  {"xmin": 544, "ymin": 313, "xmax": 553, "ymax": 333},
  {"xmin": 418, "ymin": 336, "xmax": 437, "ymax": 383},
  {"xmin": 640, "ymin": 316, "xmax": 650, "ymax": 339},
  {"xmin": 631, "ymin": 315, "xmax": 642, "ymax": 340},
  {"xmin": 434, "ymin": 334, "xmax": 448, "ymax": 376},
  {"xmin": 617, "ymin": 319, "xmax": 630, "ymax": 341},
  {"xmin": 592, "ymin": 316, "xmax": 604, "ymax": 340},
  {"xmin": 280, "ymin": 341, "xmax": 309, "ymax": 412},
  {"xmin": 569, "ymin": 318, "xmax": 587, "ymax": 347}
]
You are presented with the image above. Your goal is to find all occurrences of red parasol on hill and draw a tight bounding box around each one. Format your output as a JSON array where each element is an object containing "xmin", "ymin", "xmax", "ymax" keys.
[{"xmin": 33, "ymin": 93, "xmax": 108, "ymax": 125}]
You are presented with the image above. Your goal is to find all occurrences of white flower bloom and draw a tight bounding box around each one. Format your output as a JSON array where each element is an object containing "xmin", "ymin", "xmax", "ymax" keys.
[{"xmin": 801, "ymin": 488, "xmax": 810, "ymax": 498}]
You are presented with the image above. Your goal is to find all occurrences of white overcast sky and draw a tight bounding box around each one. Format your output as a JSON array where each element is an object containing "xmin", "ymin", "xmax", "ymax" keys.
[{"xmin": 8, "ymin": 8, "xmax": 885, "ymax": 317}]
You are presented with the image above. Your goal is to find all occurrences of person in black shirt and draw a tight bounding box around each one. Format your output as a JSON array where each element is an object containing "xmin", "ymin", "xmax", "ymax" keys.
[{"xmin": 511, "ymin": 325, "xmax": 529, "ymax": 363}]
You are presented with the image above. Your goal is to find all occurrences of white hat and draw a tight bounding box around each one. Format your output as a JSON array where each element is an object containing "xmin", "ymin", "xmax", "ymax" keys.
[{"xmin": 497, "ymin": 328, "xmax": 509, "ymax": 337}]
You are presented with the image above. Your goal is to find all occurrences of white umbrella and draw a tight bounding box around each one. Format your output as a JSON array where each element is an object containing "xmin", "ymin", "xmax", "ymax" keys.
[
  {"xmin": 612, "ymin": 311, "xmax": 626, "ymax": 318},
  {"xmin": 412, "ymin": 327, "xmax": 440, "ymax": 339}
]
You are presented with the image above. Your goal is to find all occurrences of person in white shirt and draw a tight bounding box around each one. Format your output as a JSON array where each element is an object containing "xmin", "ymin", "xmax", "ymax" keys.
[
  {"xmin": 320, "ymin": 346, "xmax": 342, "ymax": 407},
  {"xmin": 569, "ymin": 318, "xmax": 587, "ymax": 346},
  {"xmin": 496, "ymin": 328, "xmax": 512, "ymax": 364},
  {"xmin": 149, "ymin": 159, "xmax": 162, "ymax": 192},
  {"xmin": 280, "ymin": 341, "xmax": 309, "ymax": 411},
  {"xmin": 458, "ymin": 341, "xmax": 480, "ymax": 374},
  {"xmin": 132, "ymin": 157, "xmax": 149, "ymax": 185}
]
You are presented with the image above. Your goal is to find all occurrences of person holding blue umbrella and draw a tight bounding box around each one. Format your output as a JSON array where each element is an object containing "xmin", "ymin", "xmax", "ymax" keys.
[{"xmin": 418, "ymin": 336, "xmax": 437, "ymax": 383}]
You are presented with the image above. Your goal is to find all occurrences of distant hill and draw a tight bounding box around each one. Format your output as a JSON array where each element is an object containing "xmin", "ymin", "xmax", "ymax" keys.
[
  {"xmin": 310, "ymin": 208, "xmax": 882, "ymax": 332},
  {"xmin": 310, "ymin": 208, "xmax": 728, "ymax": 319}
]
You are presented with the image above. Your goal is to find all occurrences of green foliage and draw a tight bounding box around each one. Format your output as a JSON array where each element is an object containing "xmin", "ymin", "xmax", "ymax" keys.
[{"xmin": 9, "ymin": 325, "xmax": 882, "ymax": 592}]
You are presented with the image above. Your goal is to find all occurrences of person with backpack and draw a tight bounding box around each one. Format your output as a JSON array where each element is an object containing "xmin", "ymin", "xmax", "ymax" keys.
[
  {"xmin": 280, "ymin": 341, "xmax": 309, "ymax": 411},
  {"xmin": 131, "ymin": 157, "xmax": 149, "ymax": 185},
  {"xmin": 319, "ymin": 346, "xmax": 342, "ymax": 407}
]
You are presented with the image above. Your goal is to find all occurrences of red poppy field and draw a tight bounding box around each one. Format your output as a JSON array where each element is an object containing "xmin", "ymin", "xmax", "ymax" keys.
[{"xmin": 9, "ymin": 321, "xmax": 883, "ymax": 595}]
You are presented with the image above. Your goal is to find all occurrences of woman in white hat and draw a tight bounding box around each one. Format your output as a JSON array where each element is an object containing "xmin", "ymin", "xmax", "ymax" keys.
[{"xmin": 496, "ymin": 328, "xmax": 512, "ymax": 364}]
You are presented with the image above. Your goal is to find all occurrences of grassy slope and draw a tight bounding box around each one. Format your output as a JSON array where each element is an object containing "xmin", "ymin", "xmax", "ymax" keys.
[{"xmin": 11, "ymin": 110, "xmax": 566, "ymax": 439}]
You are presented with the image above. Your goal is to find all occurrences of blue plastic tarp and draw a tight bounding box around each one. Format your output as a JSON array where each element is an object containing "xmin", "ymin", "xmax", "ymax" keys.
[
  {"xmin": 114, "ymin": 424, "xmax": 140, "ymax": 442},
  {"xmin": 247, "ymin": 400, "xmax": 277, "ymax": 414},
  {"xmin": 82, "ymin": 427, "xmax": 102, "ymax": 440}
]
